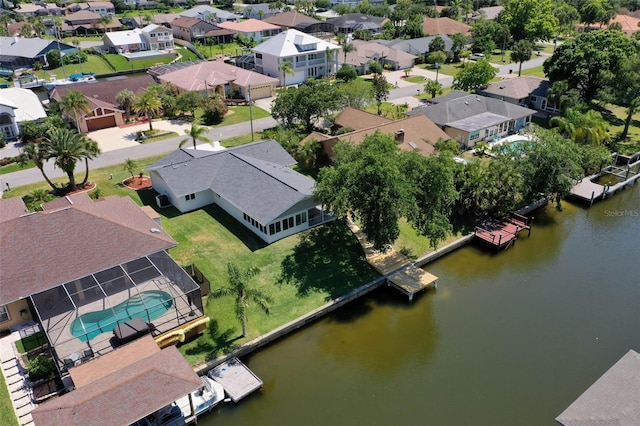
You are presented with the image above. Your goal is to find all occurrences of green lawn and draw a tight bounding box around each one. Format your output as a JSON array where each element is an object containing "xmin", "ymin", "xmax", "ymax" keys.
[
  {"xmin": 4, "ymin": 149, "xmax": 379, "ymax": 367},
  {"xmin": 0, "ymin": 371, "xmax": 18, "ymax": 426},
  {"xmin": 15, "ymin": 332, "xmax": 47, "ymax": 354},
  {"xmin": 0, "ymin": 161, "xmax": 35, "ymax": 176},
  {"xmin": 519, "ymin": 66, "xmax": 547, "ymax": 78},
  {"xmin": 37, "ymin": 54, "xmax": 114, "ymax": 79},
  {"xmin": 207, "ymin": 106, "xmax": 271, "ymax": 128},
  {"xmin": 194, "ymin": 41, "xmax": 244, "ymax": 59},
  {"xmin": 403, "ymin": 75, "xmax": 426, "ymax": 83},
  {"xmin": 599, "ymin": 104, "xmax": 640, "ymax": 155}
]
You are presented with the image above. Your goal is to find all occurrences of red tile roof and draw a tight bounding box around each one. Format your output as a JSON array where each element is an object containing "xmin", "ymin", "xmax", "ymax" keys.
[
  {"xmin": 51, "ymin": 75, "xmax": 155, "ymax": 108},
  {"xmin": 218, "ymin": 18, "xmax": 281, "ymax": 33},
  {"xmin": 157, "ymin": 60, "xmax": 278, "ymax": 91},
  {"xmin": 0, "ymin": 195, "xmax": 175, "ymax": 305},
  {"xmin": 32, "ymin": 337, "xmax": 201, "ymax": 426}
]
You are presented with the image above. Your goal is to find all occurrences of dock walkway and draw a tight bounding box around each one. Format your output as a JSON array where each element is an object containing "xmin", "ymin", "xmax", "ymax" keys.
[
  {"xmin": 208, "ymin": 357, "xmax": 262, "ymax": 403},
  {"xmin": 347, "ymin": 220, "xmax": 438, "ymax": 301},
  {"xmin": 474, "ymin": 213, "xmax": 531, "ymax": 250}
]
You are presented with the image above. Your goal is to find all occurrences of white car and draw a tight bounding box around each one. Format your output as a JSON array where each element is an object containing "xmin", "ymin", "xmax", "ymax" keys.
[{"xmin": 470, "ymin": 53, "xmax": 486, "ymax": 60}]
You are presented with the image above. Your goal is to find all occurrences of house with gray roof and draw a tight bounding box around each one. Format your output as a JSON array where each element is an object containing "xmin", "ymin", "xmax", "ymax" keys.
[
  {"xmin": 406, "ymin": 91, "xmax": 535, "ymax": 148},
  {"xmin": 148, "ymin": 140, "xmax": 333, "ymax": 244},
  {"xmin": 242, "ymin": 3, "xmax": 283, "ymax": 20},
  {"xmin": 0, "ymin": 36, "xmax": 76, "ymax": 69},
  {"xmin": 375, "ymin": 35, "xmax": 455, "ymax": 57},
  {"xmin": 179, "ymin": 5, "xmax": 241, "ymax": 23},
  {"xmin": 477, "ymin": 76, "xmax": 559, "ymax": 114},
  {"xmin": 556, "ymin": 350, "xmax": 640, "ymax": 426},
  {"xmin": 327, "ymin": 13, "xmax": 388, "ymax": 35}
]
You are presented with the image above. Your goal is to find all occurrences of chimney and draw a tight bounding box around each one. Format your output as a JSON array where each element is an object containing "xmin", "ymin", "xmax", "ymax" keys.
[{"xmin": 394, "ymin": 129, "xmax": 405, "ymax": 144}]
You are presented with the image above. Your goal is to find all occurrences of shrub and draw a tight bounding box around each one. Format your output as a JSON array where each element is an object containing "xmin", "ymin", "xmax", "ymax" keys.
[
  {"xmin": 202, "ymin": 96, "xmax": 228, "ymax": 124},
  {"xmin": 336, "ymin": 64, "xmax": 357, "ymax": 82},
  {"xmin": 27, "ymin": 355, "xmax": 56, "ymax": 381}
]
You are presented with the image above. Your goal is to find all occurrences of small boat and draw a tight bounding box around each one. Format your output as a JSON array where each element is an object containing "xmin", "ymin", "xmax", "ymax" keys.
[
  {"xmin": 43, "ymin": 72, "xmax": 96, "ymax": 89},
  {"xmin": 191, "ymin": 376, "xmax": 225, "ymax": 416}
]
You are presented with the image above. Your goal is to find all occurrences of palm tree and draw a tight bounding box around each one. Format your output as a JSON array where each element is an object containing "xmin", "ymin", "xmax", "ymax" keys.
[
  {"xmin": 510, "ymin": 40, "xmax": 533, "ymax": 77},
  {"xmin": 342, "ymin": 42, "xmax": 355, "ymax": 65},
  {"xmin": 209, "ymin": 263, "xmax": 272, "ymax": 338},
  {"xmin": 123, "ymin": 158, "xmax": 138, "ymax": 178},
  {"xmin": 60, "ymin": 90, "xmax": 90, "ymax": 133},
  {"xmin": 179, "ymin": 123, "xmax": 212, "ymax": 150},
  {"xmin": 80, "ymin": 138, "xmax": 100, "ymax": 186},
  {"xmin": 335, "ymin": 33, "xmax": 346, "ymax": 46},
  {"xmin": 100, "ymin": 14, "xmax": 111, "ymax": 33},
  {"xmin": 116, "ymin": 89, "xmax": 136, "ymax": 122},
  {"xmin": 21, "ymin": 143, "xmax": 58, "ymax": 191},
  {"xmin": 42, "ymin": 128, "xmax": 94, "ymax": 191},
  {"xmin": 278, "ymin": 61, "xmax": 294, "ymax": 87},
  {"xmin": 134, "ymin": 91, "xmax": 162, "ymax": 131}
]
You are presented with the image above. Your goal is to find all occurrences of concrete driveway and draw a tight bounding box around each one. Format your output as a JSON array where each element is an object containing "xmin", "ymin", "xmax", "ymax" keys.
[{"xmin": 87, "ymin": 119, "xmax": 192, "ymax": 152}]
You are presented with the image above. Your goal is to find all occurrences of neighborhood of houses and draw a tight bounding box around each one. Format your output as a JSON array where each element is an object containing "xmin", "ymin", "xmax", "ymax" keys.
[{"xmin": 1, "ymin": 1, "xmax": 639, "ymax": 426}]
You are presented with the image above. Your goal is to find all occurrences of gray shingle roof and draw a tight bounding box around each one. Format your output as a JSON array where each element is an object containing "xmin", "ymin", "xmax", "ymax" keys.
[
  {"xmin": 406, "ymin": 91, "xmax": 535, "ymax": 131},
  {"xmin": 376, "ymin": 36, "xmax": 455, "ymax": 54},
  {"xmin": 480, "ymin": 76, "xmax": 551, "ymax": 101},
  {"xmin": 0, "ymin": 37, "xmax": 73, "ymax": 59},
  {"xmin": 556, "ymin": 350, "xmax": 640, "ymax": 426},
  {"xmin": 149, "ymin": 140, "xmax": 315, "ymax": 224}
]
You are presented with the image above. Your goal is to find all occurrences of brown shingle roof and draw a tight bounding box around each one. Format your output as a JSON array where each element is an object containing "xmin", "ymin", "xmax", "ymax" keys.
[
  {"xmin": 32, "ymin": 337, "xmax": 201, "ymax": 426},
  {"xmin": 65, "ymin": 10, "xmax": 101, "ymax": 23},
  {"xmin": 422, "ymin": 17, "xmax": 471, "ymax": 36},
  {"xmin": 170, "ymin": 16, "xmax": 206, "ymax": 29},
  {"xmin": 156, "ymin": 60, "xmax": 278, "ymax": 91},
  {"xmin": 218, "ymin": 18, "xmax": 281, "ymax": 33},
  {"xmin": 51, "ymin": 75, "xmax": 155, "ymax": 107},
  {"xmin": 0, "ymin": 197, "xmax": 28, "ymax": 223},
  {"xmin": 334, "ymin": 106, "xmax": 392, "ymax": 130},
  {"xmin": 338, "ymin": 115, "xmax": 448, "ymax": 157},
  {"xmin": 263, "ymin": 11, "xmax": 318, "ymax": 28},
  {"xmin": 0, "ymin": 195, "xmax": 175, "ymax": 305}
]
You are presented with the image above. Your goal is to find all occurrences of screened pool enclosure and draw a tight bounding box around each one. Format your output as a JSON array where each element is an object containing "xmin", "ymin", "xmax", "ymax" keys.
[{"xmin": 30, "ymin": 251, "xmax": 204, "ymax": 370}]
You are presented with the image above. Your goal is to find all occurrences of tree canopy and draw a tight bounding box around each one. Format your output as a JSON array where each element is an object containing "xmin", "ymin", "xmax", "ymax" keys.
[
  {"xmin": 543, "ymin": 29, "xmax": 640, "ymax": 102},
  {"xmin": 452, "ymin": 60, "xmax": 497, "ymax": 92},
  {"xmin": 314, "ymin": 132, "xmax": 457, "ymax": 251},
  {"xmin": 498, "ymin": 0, "xmax": 558, "ymax": 41},
  {"xmin": 271, "ymin": 79, "xmax": 342, "ymax": 131}
]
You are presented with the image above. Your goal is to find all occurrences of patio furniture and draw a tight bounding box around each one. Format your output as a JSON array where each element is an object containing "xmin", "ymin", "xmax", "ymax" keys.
[
  {"xmin": 81, "ymin": 348, "xmax": 94, "ymax": 363},
  {"xmin": 113, "ymin": 318, "xmax": 150, "ymax": 346},
  {"xmin": 63, "ymin": 358, "xmax": 75, "ymax": 370}
]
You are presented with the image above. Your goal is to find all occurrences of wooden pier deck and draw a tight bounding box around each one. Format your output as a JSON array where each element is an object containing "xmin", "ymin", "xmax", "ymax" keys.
[
  {"xmin": 347, "ymin": 220, "xmax": 438, "ymax": 301},
  {"xmin": 474, "ymin": 213, "xmax": 531, "ymax": 250},
  {"xmin": 208, "ymin": 357, "xmax": 262, "ymax": 403},
  {"xmin": 388, "ymin": 267, "xmax": 438, "ymax": 301},
  {"xmin": 570, "ymin": 178, "xmax": 606, "ymax": 204}
]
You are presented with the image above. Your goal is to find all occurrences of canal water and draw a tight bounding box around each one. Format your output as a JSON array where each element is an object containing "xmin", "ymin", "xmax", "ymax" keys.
[{"xmin": 201, "ymin": 186, "xmax": 640, "ymax": 426}]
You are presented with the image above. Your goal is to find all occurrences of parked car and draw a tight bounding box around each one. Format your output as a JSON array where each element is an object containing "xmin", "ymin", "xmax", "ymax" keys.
[{"xmin": 470, "ymin": 53, "xmax": 486, "ymax": 60}]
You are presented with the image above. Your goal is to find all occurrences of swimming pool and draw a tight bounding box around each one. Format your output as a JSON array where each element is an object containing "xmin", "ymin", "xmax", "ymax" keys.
[{"xmin": 70, "ymin": 290, "xmax": 173, "ymax": 342}]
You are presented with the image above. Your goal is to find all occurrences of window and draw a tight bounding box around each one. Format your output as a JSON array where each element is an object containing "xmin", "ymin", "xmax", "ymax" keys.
[
  {"xmin": 269, "ymin": 224, "xmax": 275, "ymax": 235},
  {"xmin": 295, "ymin": 212, "xmax": 307, "ymax": 225},
  {"xmin": 275, "ymin": 222, "xmax": 281, "ymax": 233},
  {"xmin": 256, "ymin": 53, "xmax": 262, "ymax": 59},
  {"xmin": 185, "ymin": 193, "xmax": 195, "ymax": 201},
  {"xmin": 0, "ymin": 305, "xmax": 9, "ymax": 323},
  {"xmin": 283, "ymin": 218, "xmax": 289, "ymax": 231}
]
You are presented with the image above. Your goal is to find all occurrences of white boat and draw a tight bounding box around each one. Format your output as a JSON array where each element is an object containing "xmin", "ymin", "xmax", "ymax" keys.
[
  {"xmin": 43, "ymin": 73, "xmax": 96, "ymax": 89},
  {"xmin": 191, "ymin": 376, "xmax": 225, "ymax": 416}
]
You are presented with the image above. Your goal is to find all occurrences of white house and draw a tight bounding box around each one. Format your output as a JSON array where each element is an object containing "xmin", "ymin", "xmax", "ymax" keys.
[
  {"xmin": 179, "ymin": 5, "xmax": 241, "ymax": 23},
  {"xmin": 252, "ymin": 29, "xmax": 340, "ymax": 86},
  {"xmin": 0, "ymin": 88, "xmax": 47, "ymax": 139},
  {"xmin": 103, "ymin": 24, "xmax": 174, "ymax": 53},
  {"xmin": 148, "ymin": 140, "xmax": 334, "ymax": 244}
]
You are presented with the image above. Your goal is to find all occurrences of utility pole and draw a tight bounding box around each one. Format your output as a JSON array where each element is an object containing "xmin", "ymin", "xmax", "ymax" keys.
[{"xmin": 247, "ymin": 84, "xmax": 254, "ymax": 142}]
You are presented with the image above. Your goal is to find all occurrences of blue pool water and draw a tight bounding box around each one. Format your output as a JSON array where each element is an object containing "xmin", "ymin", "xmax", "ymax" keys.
[{"xmin": 70, "ymin": 290, "xmax": 173, "ymax": 341}]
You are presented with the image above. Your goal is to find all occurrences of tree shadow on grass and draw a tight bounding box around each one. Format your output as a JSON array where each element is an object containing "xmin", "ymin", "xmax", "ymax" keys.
[
  {"xmin": 592, "ymin": 104, "xmax": 625, "ymax": 127},
  {"xmin": 203, "ymin": 204, "xmax": 267, "ymax": 252},
  {"xmin": 182, "ymin": 319, "xmax": 239, "ymax": 360},
  {"xmin": 277, "ymin": 221, "xmax": 379, "ymax": 300}
]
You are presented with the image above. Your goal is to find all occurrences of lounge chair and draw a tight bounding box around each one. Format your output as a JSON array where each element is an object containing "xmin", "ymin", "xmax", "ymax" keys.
[{"xmin": 81, "ymin": 349, "xmax": 94, "ymax": 362}]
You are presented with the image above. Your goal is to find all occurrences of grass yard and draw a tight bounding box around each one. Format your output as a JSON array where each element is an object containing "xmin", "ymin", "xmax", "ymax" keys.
[
  {"xmin": 37, "ymin": 54, "xmax": 114, "ymax": 79},
  {"xmin": 208, "ymin": 106, "xmax": 271, "ymax": 127},
  {"xmin": 364, "ymin": 102, "xmax": 409, "ymax": 119},
  {"xmin": 4, "ymin": 153, "xmax": 379, "ymax": 366},
  {"xmin": 519, "ymin": 66, "xmax": 547, "ymax": 78},
  {"xmin": 0, "ymin": 371, "xmax": 19, "ymax": 426},
  {"xmin": 599, "ymin": 104, "xmax": 640, "ymax": 155},
  {"xmin": 394, "ymin": 219, "xmax": 470, "ymax": 261},
  {"xmin": 403, "ymin": 75, "xmax": 426, "ymax": 83},
  {"xmin": 0, "ymin": 161, "xmax": 35, "ymax": 175},
  {"xmin": 194, "ymin": 41, "xmax": 245, "ymax": 59},
  {"xmin": 14, "ymin": 332, "xmax": 47, "ymax": 354}
]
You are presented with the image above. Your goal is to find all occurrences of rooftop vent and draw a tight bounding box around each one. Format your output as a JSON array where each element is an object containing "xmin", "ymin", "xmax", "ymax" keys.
[
  {"xmin": 394, "ymin": 129, "xmax": 405, "ymax": 144},
  {"xmin": 150, "ymin": 228, "xmax": 161, "ymax": 233},
  {"xmin": 408, "ymin": 141, "xmax": 418, "ymax": 150}
]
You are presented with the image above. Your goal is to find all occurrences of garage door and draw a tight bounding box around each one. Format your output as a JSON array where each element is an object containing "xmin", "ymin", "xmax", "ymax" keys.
[
  {"xmin": 250, "ymin": 85, "xmax": 274, "ymax": 100},
  {"xmin": 86, "ymin": 115, "xmax": 116, "ymax": 132}
]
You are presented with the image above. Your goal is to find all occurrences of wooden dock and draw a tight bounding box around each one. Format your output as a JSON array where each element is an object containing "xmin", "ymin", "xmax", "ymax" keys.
[
  {"xmin": 474, "ymin": 213, "xmax": 531, "ymax": 250},
  {"xmin": 208, "ymin": 357, "xmax": 262, "ymax": 403},
  {"xmin": 347, "ymin": 219, "xmax": 438, "ymax": 301},
  {"xmin": 388, "ymin": 267, "xmax": 438, "ymax": 301}
]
